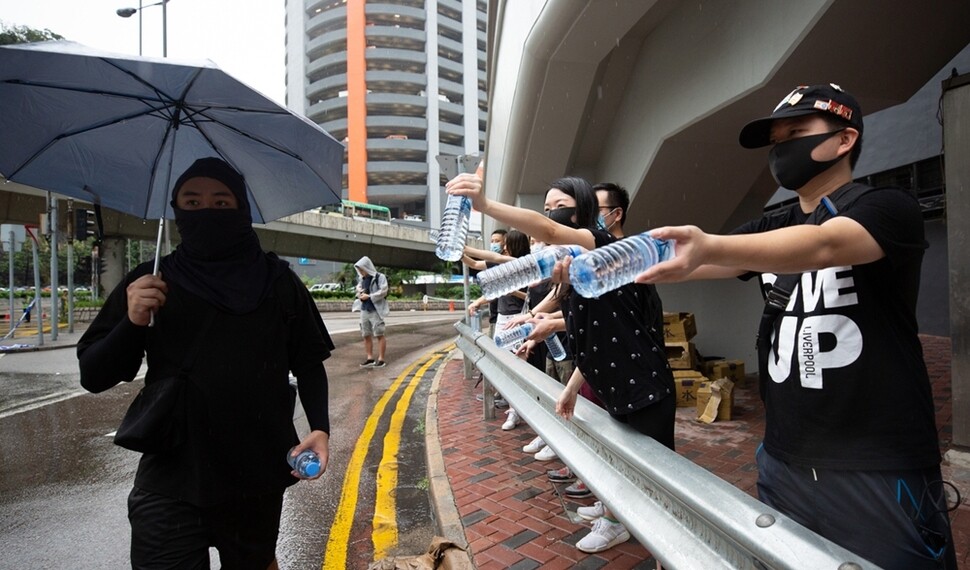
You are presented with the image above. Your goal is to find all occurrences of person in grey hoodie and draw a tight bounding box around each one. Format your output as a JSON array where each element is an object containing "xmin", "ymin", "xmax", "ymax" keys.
[{"xmin": 352, "ymin": 256, "xmax": 389, "ymax": 367}]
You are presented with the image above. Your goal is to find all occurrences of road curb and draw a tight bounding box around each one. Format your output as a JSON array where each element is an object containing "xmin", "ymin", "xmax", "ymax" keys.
[
  {"xmin": 0, "ymin": 342, "xmax": 79, "ymax": 353},
  {"xmin": 425, "ymin": 349, "xmax": 477, "ymax": 569}
]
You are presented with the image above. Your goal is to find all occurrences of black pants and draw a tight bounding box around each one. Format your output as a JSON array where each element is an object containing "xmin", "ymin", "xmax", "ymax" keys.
[
  {"xmin": 128, "ymin": 486, "xmax": 284, "ymax": 570},
  {"xmin": 613, "ymin": 394, "xmax": 676, "ymax": 451},
  {"xmin": 757, "ymin": 448, "xmax": 956, "ymax": 570}
]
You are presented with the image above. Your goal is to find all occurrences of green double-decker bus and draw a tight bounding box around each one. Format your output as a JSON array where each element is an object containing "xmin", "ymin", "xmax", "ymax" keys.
[{"xmin": 320, "ymin": 200, "xmax": 391, "ymax": 224}]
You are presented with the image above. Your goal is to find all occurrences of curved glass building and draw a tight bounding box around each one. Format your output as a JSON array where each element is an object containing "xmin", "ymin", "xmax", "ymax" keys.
[{"xmin": 285, "ymin": 0, "xmax": 488, "ymax": 225}]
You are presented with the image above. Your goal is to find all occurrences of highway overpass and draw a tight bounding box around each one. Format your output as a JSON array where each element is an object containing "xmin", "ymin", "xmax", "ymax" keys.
[{"xmin": 0, "ymin": 179, "xmax": 475, "ymax": 273}]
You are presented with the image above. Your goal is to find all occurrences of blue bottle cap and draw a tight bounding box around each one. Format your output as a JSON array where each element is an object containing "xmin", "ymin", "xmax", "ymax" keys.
[{"xmin": 303, "ymin": 461, "xmax": 321, "ymax": 477}]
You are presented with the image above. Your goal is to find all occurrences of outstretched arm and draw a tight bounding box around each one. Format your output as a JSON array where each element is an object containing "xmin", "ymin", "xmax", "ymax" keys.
[
  {"xmin": 446, "ymin": 174, "xmax": 597, "ymax": 250},
  {"xmin": 463, "ymin": 245, "xmax": 512, "ymax": 264},
  {"xmin": 636, "ymin": 217, "xmax": 883, "ymax": 284}
]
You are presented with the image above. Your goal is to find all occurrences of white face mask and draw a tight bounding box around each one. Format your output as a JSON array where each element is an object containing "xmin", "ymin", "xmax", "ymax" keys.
[{"xmin": 530, "ymin": 243, "xmax": 545, "ymax": 255}]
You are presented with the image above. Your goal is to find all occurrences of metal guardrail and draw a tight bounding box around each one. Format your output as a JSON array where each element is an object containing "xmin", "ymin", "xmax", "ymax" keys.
[{"xmin": 454, "ymin": 321, "xmax": 879, "ymax": 570}]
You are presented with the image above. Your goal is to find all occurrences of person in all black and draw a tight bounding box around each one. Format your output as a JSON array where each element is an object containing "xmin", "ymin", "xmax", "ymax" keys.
[
  {"xmin": 636, "ymin": 84, "xmax": 955, "ymax": 570},
  {"xmin": 446, "ymin": 174, "xmax": 673, "ymax": 557},
  {"xmin": 78, "ymin": 158, "xmax": 334, "ymax": 569}
]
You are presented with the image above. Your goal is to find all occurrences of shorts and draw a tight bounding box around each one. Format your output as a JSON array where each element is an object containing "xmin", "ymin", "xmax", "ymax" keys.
[
  {"xmin": 545, "ymin": 356, "xmax": 574, "ymax": 385},
  {"xmin": 360, "ymin": 310, "xmax": 386, "ymax": 337},
  {"xmin": 756, "ymin": 448, "xmax": 956, "ymax": 570},
  {"xmin": 128, "ymin": 486, "xmax": 284, "ymax": 570}
]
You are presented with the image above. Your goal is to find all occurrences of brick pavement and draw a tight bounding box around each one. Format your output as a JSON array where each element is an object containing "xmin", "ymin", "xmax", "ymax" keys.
[{"xmin": 433, "ymin": 335, "xmax": 969, "ymax": 569}]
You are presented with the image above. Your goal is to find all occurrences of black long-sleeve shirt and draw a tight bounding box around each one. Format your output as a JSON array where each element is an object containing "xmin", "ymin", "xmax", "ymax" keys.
[{"xmin": 78, "ymin": 263, "xmax": 333, "ymax": 506}]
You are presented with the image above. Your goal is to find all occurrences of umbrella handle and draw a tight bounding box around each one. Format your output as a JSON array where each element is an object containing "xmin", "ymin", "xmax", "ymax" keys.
[{"xmin": 148, "ymin": 218, "xmax": 165, "ymax": 328}]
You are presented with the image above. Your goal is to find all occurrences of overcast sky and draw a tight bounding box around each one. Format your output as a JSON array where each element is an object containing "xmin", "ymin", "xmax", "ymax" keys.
[{"xmin": 0, "ymin": 0, "xmax": 287, "ymax": 104}]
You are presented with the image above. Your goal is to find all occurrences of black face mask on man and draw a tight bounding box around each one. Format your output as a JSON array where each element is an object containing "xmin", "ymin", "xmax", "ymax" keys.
[
  {"xmin": 545, "ymin": 207, "xmax": 578, "ymax": 228},
  {"xmin": 768, "ymin": 130, "xmax": 845, "ymax": 190}
]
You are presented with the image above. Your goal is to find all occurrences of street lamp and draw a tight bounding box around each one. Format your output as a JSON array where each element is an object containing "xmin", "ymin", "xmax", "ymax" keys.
[
  {"xmin": 116, "ymin": 0, "xmax": 169, "ymax": 57},
  {"xmin": 116, "ymin": 0, "xmax": 173, "ymax": 256}
]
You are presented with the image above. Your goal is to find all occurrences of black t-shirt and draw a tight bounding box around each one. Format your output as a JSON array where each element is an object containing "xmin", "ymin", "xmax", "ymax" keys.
[
  {"xmin": 360, "ymin": 275, "xmax": 376, "ymax": 312},
  {"xmin": 733, "ymin": 185, "xmax": 939, "ymax": 470},
  {"xmin": 565, "ymin": 230, "xmax": 673, "ymax": 416}
]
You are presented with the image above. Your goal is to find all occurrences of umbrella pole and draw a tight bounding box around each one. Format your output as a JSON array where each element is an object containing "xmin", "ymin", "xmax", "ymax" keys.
[{"xmin": 149, "ymin": 218, "xmax": 165, "ymax": 327}]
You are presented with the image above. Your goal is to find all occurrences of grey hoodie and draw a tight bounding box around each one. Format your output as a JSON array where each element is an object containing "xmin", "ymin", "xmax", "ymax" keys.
[{"xmin": 352, "ymin": 256, "xmax": 390, "ymax": 317}]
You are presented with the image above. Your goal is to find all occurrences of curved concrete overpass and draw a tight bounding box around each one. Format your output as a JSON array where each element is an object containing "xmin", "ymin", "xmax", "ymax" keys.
[{"xmin": 0, "ymin": 182, "xmax": 451, "ymax": 272}]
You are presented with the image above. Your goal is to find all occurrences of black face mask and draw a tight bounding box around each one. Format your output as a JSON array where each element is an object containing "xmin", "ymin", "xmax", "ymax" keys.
[
  {"xmin": 174, "ymin": 207, "xmax": 258, "ymax": 261},
  {"xmin": 545, "ymin": 207, "xmax": 578, "ymax": 228},
  {"xmin": 768, "ymin": 130, "xmax": 845, "ymax": 190}
]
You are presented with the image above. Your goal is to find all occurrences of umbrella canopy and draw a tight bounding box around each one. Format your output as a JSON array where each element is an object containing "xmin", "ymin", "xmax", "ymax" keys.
[{"xmin": 0, "ymin": 41, "xmax": 343, "ymax": 223}]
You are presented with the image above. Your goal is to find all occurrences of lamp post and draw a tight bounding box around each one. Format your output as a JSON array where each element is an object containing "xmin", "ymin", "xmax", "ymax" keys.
[
  {"xmin": 116, "ymin": 0, "xmax": 169, "ymax": 57},
  {"xmin": 116, "ymin": 0, "xmax": 172, "ymax": 256}
]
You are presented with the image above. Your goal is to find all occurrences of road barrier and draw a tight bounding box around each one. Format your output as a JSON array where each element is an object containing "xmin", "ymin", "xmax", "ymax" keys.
[{"xmin": 454, "ymin": 321, "xmax": 879, "ymax": 570}]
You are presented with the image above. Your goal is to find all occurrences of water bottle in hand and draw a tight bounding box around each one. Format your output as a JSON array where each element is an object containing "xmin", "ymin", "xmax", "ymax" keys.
[
  {"xmin": 288, "ymin": 446, "xmax": 322, "ymax": 478},
  {"xmin": 435, "ymin": 194, "xmax": 471, "ymax": 261},
  {"xmin": 495, "ymin": 322, "xmax": 566, "ymax": 361},
  {"xmin": 534, "ymin": 315, "xmax": 567, "ymax": 361},
  {"xmin": 568, "ymin": 233, "xmax": 675, "ymax": 298},
  {"xmin": 478, "ymin": 245, "xmax": 584, "ymax": 300}
]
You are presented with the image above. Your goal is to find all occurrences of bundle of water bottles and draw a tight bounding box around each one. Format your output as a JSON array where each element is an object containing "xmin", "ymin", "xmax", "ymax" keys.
[
  {"xmin": 433, "ymin": 191, "xmax": 675, "ymax": 298},
  {"xmin": 475, "ymin": 235, "xmax": 675, "ymax": 300}
]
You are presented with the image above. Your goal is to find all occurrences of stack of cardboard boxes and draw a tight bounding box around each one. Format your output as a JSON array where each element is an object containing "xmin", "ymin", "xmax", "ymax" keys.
[{"xmin": 663, "ymin": 312, "xmax": 745, "ymax": 422}]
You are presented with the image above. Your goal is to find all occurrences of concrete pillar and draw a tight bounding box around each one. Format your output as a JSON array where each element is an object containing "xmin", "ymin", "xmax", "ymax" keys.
[
  {"xmin": 100, "ymin": 237, "xmax": 127, "ymax": 298},
  {"xmin": 943, "ymin": 72, "xmax": 970, "ymax": 456}
]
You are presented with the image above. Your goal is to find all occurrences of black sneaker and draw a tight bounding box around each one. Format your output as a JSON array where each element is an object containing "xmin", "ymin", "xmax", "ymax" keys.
[
  {"xmin": 360, "ymin": 359, "xmax": 376, "ymax": 367},
  {"xmin": 373, "ymin": 360, "xmax": 386, "ymax": 368}
]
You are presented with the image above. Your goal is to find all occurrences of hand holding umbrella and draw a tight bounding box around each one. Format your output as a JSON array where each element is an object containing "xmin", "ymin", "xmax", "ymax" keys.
[{"xmin": 126, "ymin": 273, "xmax": 168, "ymax": 327}]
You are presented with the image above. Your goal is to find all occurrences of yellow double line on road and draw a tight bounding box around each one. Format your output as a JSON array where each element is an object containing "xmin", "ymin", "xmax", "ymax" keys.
[{"xmin": 323, "ymin": 343, "xmax": 455, "ymax": 569}]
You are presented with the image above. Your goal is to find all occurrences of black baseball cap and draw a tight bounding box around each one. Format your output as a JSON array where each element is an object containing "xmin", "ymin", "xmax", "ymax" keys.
[{"xmin": 738, "ymin": 83, "xmax": 863, "ymax": 148}]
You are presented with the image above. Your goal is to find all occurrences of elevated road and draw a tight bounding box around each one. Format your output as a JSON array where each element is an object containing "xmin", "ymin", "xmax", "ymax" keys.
[{"xmin": 0, "ymin": 181, "xmax": 481, "ymax": 271}]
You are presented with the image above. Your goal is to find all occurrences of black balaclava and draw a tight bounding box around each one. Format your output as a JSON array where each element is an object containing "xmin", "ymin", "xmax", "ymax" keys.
[{"xmin": 159, "ymin": 157, "xmax": 288, "ymax": 314}]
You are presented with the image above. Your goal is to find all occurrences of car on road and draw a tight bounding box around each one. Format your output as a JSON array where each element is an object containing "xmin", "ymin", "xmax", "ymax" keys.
[{"xmin": 309, "ymin": 283, "xmax": 341, "ymax": 293}]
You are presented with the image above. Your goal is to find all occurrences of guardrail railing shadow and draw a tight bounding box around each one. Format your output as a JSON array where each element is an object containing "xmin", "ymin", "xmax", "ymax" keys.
[{"xmin": 454, "ymin": 321, "xmax": 879, "ymax": 570}]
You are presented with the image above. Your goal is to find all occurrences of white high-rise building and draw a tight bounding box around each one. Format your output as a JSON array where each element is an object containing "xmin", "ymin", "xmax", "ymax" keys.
[{"xmin": 285, "ymin": 0, "xmax": 488, "ymax": 225}]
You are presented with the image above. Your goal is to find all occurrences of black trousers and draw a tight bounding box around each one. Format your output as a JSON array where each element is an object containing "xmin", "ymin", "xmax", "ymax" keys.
[
  {"xmin": 128, "ymin": 486, "xmax": 284, "ymax": 570},
  {"xmin": 757, "ymin": 448, "xmax": 956, "ymax": 570}
]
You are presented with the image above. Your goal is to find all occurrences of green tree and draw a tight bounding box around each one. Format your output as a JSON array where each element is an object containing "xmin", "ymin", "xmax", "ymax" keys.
[{"xmin": 0, "ymin": 22, "xmax": 63, "ymax": 45}]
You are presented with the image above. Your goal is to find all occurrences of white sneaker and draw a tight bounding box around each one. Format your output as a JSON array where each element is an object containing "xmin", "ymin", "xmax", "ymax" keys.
[
  {"xmin": 522, "ymin": 436, "xmax": 544, "ymax": 454},
  {"xmin": 575, "ymin": 517, "xmax": 630, "ymax": 553},
  {"xmin": 502, "ymin": 408, "xmax": 520, "ymax": 430},
  {"xmin": 534, "ymin": 444, "xmax": 558, "ymax": 461},
  {"xmin": 577, "ymin": 501, "xmax": 606, "ymax": 522}
]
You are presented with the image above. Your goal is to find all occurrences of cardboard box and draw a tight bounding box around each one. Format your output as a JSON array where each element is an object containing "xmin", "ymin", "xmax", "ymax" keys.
[
  {"xmin": 702, "ymin": 359, "xmax": 746, "ymax": 387},
  {"xmin": 696, "ymin": 378, "xmax": 735, "ymax": 422},
  {"xmin": 663, "ymin": 312, "xmax": 697, "ymax": 342},
  {"xmin": 665, "ymin": 341, "xmax": 697, "ymax": 370},
  {"xmin": 673, "ymin": 370, "xmax": 706, "ymax": 408}
]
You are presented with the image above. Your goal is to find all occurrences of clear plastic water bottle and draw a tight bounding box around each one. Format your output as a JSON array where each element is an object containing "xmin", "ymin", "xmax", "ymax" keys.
[
  {"xmin": 478, "ymin": 245, "xmax": 584, "ymax": 300},
  {"xmin": 288, "ymin": 447, "xmax": 322, "ymax": 478},
  {"xmin": 568, "ymin": 233, "xmax": 675, "ymax": 298},
  {"xmin": 535, "ymin": 316, "xmax": 568, "ymax": 361},
  {"xmin": 434, "ymin": 194, "xmax": 471, "ymax": 261},
  {"xmin": 494, "ymin": 322, "xmax": 566, "ymax": 360},
  {"xmin": 544, "ymin": 331, "xmax": 567, "ymax": 362}
]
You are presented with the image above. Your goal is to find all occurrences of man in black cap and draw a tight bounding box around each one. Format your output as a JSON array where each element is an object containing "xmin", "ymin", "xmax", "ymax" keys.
[
  {"xmin": 78, "ymin": 157, "xmax": 335, "ymax": 569},
  {"xmin": 636, "ymin": 84, "xmax": 955, "ymax": 569}
]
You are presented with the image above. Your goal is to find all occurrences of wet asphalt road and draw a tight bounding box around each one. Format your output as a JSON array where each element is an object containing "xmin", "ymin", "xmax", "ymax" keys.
[{"xmin": 0, "ymin": 310, "xmax": 462, "ymax": 569}]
